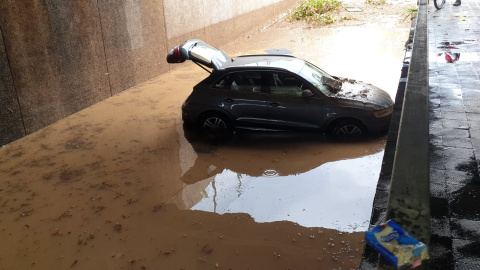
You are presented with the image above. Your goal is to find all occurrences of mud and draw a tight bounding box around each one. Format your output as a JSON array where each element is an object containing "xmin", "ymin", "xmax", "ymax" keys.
[
  {"xmin": 0, "ymin": 1, "xmax": 414, "ymax": 268},
  {"xmin": 0, "ymin": 66, "xmax": 375, "ymax": 269}
]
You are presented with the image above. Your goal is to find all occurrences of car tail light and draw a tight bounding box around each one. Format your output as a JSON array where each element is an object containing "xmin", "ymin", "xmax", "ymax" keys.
[{"xmin": 171, "ymin": 47, "xmax": 182, "ymax": 63}]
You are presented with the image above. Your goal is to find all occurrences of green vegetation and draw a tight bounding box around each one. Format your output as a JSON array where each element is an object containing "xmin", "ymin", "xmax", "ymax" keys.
[
  {"xmin": 402, "ymin": 8, "xmax": 418, "ymax": 21},
  {"xmin": 290, "ymin": 0, "xmax": 341, "ymax": 25},
  {"xmin": 366, "ymin": 0, "xmax": 386, "ymax": 5}
]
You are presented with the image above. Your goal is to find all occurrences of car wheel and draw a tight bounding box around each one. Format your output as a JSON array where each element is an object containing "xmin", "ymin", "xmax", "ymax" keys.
[
  {"xmin": 327, "ymin": 119, "xmax": 366, "ymax": 140},
  {"xmin": 201, "ymin": 113, "xmax": 233, "ymax": 141}
]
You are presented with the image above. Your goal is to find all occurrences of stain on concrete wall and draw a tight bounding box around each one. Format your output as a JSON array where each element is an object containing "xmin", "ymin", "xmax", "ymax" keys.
[
  {"xmin": 0, "ymin": 1, "xmax": 111, "ymax": 134},
  {"xmin": 0, "ymin": 25, "xmax": 24, "ymax": 145},
  {"xmin": 125, "ymin": 0, "xmax": 145, "ymax": 50},
  {"xmin": 163, "ymin": 0, "xmax": 285, "ymax": 39},
  {"xmin": 163, "ymin": 0, "xmax": 206, "ymax": 40},
  {"xmin": 98, "ymin": 0, "xmax": 169, "ymax": 94},
  {"xmin": 165, "ymin": 0, "xmax": 298, "ymax": 53}
]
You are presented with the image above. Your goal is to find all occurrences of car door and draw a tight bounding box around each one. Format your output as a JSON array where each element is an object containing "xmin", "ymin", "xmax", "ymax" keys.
[
  {"xmin": 264, "ymin": 71, "xmax": 324, "ymax": 130},
  {"xmin": 213, "ymin": 71, "xmax": 269, "ymax": 129}
]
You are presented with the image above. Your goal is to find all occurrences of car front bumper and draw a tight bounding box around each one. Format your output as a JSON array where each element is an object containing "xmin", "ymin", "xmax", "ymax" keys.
[{"xmin": 367, "ymin": 115, "xmax": 393, "ymax": 135}]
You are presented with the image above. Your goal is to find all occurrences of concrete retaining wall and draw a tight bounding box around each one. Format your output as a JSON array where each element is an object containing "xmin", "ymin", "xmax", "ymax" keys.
[
  {"xmin": 0, "ymin": 25, "xmax": 24, "ymax": 145},
  {"xmin": 0, "ymin": 0, "xmax": 299, "ymax": 145}
]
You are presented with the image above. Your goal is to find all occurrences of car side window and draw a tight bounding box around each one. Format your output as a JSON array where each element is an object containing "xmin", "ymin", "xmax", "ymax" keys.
[
  {"xmin": 213, "ymin": 72, "xmax": 264, "ymax": 92},
  {"xmin": 269, "ymin": 73, "xmax": 306, "ymax": 97},
  {"xmin": 214, "ymin": 77, "xmax": 226, "ymax": 89}
]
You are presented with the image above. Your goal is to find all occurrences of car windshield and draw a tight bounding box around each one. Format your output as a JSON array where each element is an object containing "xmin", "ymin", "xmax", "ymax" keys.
[{"xmin": 299, "ymin": 62, "xmax": 337, "ymax": 96}]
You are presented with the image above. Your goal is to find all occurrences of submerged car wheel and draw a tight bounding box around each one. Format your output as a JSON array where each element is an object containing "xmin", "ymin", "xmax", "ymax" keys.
[
  {"xmin": 328, "ymin": 119, "xmax": 366, "ymax": 140},
  {"xmin": 201, "ymin": 113, "xmax": 233, "ymax": 141}
]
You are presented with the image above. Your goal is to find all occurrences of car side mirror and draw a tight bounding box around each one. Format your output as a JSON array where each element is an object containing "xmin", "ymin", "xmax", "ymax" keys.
[{"xmin": 302, "ymin": 90, "xmax": 314, "ymax": 98}]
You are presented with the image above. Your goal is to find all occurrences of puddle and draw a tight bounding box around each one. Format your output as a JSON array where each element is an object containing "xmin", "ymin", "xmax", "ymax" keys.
[
  {"xmin": 434, "ymin": 39, "xmax": 480, "ymax": 63},
  {"xmin": 0, "ymin": 65, "xmax": 385, "ymax": 269},
  {"xmin": 179, "ymin": 128, "xmax": 386, "ymax": 183},
  {"xmin": 176, "ymin": 126, "xmax": 386, "ymax": 233},
  {"xmin": 431, "ymin": 52, "xmax": 479, "ymax": 63},
  {"xmin": 0, "ymin": 11, "xmax": 411, "ymax": 269},
  {"xmin": 437, "ymin": 40, "xmax": 477, "ymax": 49},
  {"xmin": 185, "ymin": 151, "xmax": 384, "ymax": 232}
]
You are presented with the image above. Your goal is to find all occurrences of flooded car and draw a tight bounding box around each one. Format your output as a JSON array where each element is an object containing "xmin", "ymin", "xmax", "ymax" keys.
[{"xmin": 167, "ymin": 39, "xmax": 394, "ymax": 140}]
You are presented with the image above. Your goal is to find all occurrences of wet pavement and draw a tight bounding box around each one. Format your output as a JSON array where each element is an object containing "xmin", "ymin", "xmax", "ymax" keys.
[
  {"xmin": 0, "ymin": 4, "xmax": 415, "ymax": 269},
  {"xmin": 428, "ymin": 0, "xmax": 480, "ymax": 269}
]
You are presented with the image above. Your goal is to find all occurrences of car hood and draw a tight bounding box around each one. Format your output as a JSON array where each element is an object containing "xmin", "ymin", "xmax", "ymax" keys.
[{"xmin": 329, "ymin": 78, "xmax": 394, "ymax": 110}]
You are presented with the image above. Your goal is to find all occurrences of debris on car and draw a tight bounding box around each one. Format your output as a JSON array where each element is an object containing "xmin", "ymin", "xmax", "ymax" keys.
[{"xmin": 321, "ymin": 76, "xmax": 342, "ymax": 92}]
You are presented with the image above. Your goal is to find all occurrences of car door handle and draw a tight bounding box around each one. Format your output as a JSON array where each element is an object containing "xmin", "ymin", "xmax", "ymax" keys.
[
  {"xmin": 224, "ymin": 98, "xmax": 234, "ymax": 103},
  {"xmin": 269, "ymin": 102, "xmax": 279, "ymax": 107}
]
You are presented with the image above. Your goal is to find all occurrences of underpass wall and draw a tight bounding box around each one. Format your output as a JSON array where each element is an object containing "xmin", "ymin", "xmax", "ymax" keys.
[
  {"xmin": 0, "ymin": 25, "xmax": 24, "ymax": 145},
  {"xmin": 0, "ymin": 1, "xmax": 112, "ymax": 141},
  {"xmin": 164, "ymin": 0, "xmax": 297, "ymax": 52},
  {"xmin": 0, "ymin": 0, "xmax": 299, "ymax": 145}
]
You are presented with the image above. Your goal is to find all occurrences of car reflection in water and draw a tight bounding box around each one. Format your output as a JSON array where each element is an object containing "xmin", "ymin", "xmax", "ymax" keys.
[{"xmin": 170, "ymin": 125, "xmax": 386, "ymax": 232}]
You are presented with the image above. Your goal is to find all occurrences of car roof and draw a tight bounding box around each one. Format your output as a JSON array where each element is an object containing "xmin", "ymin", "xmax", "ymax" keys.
[{"xmin": 219, "ymin": 55, "xmax": 306, "ymax": 74}]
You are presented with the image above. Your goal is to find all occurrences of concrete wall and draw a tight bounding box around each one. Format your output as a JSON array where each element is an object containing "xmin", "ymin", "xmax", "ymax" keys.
[
  {"xmin": 0, "ymin": 0, "xmax": 300, "ymax": 145},
  {"xmin": 97, "ymin": 0, "xmax": 170, "ymax": 94},
  {"xmin": 0, "ymin": 1, "xmax": 111, "ymax": 137},
  {"xmin": 0, "ymin": 25, "xmax": 24, "ymax": 145},
  {"xmin": 164, "ymin": 0, "xmax": 296, "ymax": 49}
]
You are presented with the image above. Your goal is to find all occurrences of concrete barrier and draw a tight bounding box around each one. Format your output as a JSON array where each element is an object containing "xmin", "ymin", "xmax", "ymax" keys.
[
  {"xmin": 387, "ymin": 0, "xmax": 430, "ymax": 247},
  {"xmin": 359, "ymin": 0, "xmax": 430, "ymax": 268},
  {"xmin": 0, "ymin": 0, "xmax": 300, "ymax": 145}
]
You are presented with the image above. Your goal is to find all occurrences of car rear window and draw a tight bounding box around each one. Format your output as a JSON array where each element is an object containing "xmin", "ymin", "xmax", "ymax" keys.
[{"xmin": 213, "ymin": 72, "xmax": 264, "ymax": 93}]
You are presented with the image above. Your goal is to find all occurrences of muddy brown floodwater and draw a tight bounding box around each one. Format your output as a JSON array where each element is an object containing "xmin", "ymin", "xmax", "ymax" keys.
[{"xmin": 0, "ymin": 1, "xmax": 415, "ymax": 269}]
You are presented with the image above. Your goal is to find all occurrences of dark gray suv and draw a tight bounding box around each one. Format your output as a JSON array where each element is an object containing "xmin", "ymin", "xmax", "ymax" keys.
[{"xmin": 167, "ymin": 40, "xmax": 394, "ymax": 140}]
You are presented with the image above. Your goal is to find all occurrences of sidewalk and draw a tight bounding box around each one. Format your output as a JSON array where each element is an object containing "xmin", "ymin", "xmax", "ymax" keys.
[{"xmin": 428, "ymin": 0, "xmax": 480, "ymax": 268}]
